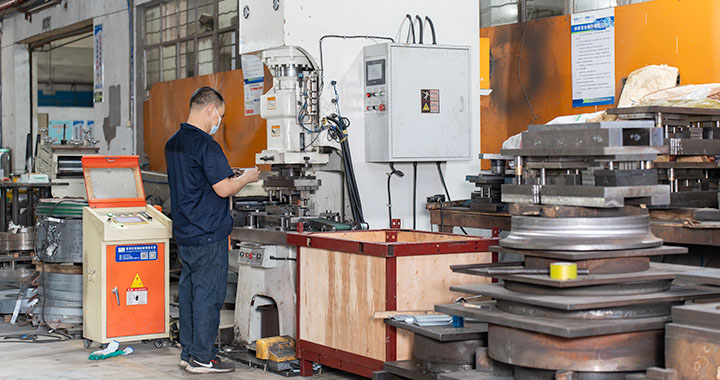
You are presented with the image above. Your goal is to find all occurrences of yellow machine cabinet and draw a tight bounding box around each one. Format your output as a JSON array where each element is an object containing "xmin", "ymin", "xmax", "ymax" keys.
[{"xmin": 81, "ymin": 155, "xmax": 172, "ymax": 345}]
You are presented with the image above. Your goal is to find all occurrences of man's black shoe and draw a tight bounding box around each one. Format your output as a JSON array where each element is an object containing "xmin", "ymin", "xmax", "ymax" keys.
[{"xmin": 185, "ymin": 357, "xmax": 235, "ymax": 373}]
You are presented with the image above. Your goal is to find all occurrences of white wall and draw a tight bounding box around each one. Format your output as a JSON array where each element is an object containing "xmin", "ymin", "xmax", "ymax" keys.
[
  {"xmin": 1, "ymin": 0, "xmax": 134, "ymax": 172},
  {"xmin": 0, "ymin": 18, "xmax": 30, "ymax": 172},
  {"xmin": 280, "ymin": 0, "xmax": 482, "ymax": 231}
]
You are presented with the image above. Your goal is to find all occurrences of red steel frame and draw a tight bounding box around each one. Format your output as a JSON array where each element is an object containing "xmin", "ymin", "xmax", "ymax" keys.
[{"xmin": 291, "ymin": 221, "xmax": 498, "ymax": 377}]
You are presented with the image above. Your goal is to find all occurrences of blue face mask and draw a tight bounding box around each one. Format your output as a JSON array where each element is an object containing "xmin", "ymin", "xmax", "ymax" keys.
[{"xmin": 210, "ymin": 108, "xmax": 222, "ymax": 135}]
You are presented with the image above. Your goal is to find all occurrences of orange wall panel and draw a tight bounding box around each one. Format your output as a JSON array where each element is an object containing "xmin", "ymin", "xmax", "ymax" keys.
[
  {"xmin": 481, "ymin": 0, "xmax": 720, "ymax": 165},
  {"xmin": 143, "ymin": 68, "xmax": 272, "ymax": 171}
]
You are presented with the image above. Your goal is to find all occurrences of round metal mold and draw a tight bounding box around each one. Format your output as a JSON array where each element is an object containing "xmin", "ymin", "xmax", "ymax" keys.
[
  {"xmin": 499, "ymin": 215, "xmax": 662, "ymax": 251},
  {"xmin": 488, "ymin": 324, "xmax": 663, "ymax": 372},
  {"xmin": 412, "ymin": 335, "xmax": 483, "ymax": 365},
  {"xmin": 503, "ymin": 279, "xmax": 672, "ymax": 296},
  {"xmin": 0, "ymin": 228, "xmax": 36, "ymax": 252},
  {"xmin": 495, "ymin": 300, "xmax": 673, "ymax": 320},
  {"xmin": 512, "ymin": 366, "xmax": 640, "ymax": 380}
]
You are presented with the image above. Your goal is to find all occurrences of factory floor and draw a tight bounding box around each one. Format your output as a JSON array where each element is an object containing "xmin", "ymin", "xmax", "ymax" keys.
[{"xmin": 0, "ymin": 321, "xmax": 359, "ymax": 380}]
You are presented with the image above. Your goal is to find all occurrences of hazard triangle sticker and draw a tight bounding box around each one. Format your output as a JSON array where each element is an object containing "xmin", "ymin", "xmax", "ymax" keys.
[{"xmin": 130, "ymin": 273, "xmax": 144, "ymax": 288}]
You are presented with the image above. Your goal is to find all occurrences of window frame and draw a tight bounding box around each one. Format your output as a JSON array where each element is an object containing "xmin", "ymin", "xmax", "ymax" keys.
[{"xmin": 140, "ymin": 0, "xmax": 238, "ymax": 92}]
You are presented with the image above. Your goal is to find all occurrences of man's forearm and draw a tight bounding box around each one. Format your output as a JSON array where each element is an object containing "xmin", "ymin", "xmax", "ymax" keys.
[{"xmin": 228, "ymin": 175, "xmax": 252, "ymax": 195}]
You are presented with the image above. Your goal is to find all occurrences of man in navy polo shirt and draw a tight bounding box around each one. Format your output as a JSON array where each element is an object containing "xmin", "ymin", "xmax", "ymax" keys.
[{"xmin": 165, "ymin": 87, "xmax": 260, "ymax": 373}]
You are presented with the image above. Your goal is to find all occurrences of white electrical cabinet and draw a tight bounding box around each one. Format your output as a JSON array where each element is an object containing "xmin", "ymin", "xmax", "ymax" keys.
[{"xmin": 364, "ymin": 43, "xmax": 472, "ymax": 162}]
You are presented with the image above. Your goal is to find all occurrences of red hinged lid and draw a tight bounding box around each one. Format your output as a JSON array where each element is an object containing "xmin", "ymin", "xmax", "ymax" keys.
[{"xmin": 82, "ymin": 155, "xmax": 146, "ymax": 208}]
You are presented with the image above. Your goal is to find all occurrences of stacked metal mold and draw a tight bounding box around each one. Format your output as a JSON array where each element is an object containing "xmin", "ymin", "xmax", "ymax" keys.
[
  {"xmin": 33, "ymin": 199, "xmax": 86, "ymax": 327},
  {"xmin": 466, "ymin": 154, "xmax": 514, "ymax": 212},
  {"xmin": 607, "ymin": 106, "xmax": 720, "ymax": 208},
  {"xmin": 433, "ymin": 121, "xmax": 720, "ymax": 379},
  {"xmin": 0, "ymin": 222, "xmax": 37, "ymax": 324},
  {"xmin": 0, "ymin": 225, "xmax": 36, "ymax": 284},
  {"xmin": 501, "ymin": 121, "xmax": 670, "ymax": 208}
]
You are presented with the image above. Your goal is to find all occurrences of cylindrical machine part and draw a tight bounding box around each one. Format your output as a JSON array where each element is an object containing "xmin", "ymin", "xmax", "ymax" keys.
[
  {"xmin": 515, "ymin": 157, "xmax": 523, "ymax": 185},
  {"xmin": 38, "ymin": 272, "xmax": 83, "ymax": 325},
  {"xmin": 500, "ymin": 215, "xmax": 662, "ymax": 251},
  {"xmin": 0, "ymin": 228, "xmax": 36, "ymax": 252},
  {"xmin": 488, "ymin": 325, "xmax": 664, "ymax": 372},
  {"xmin": 490, "ymin": 159, "xmax": 505, "ymax": 175}
]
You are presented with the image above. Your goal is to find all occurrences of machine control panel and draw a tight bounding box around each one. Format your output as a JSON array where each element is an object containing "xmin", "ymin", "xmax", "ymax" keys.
[
  {"xmin": 364, "ymin": 58, "xmax": 388, "ymax": 113},
  {"xmin": 235, "ymin": 243, "xmax": 284, "ymax": 268},
  {"xmin": 363, "ymin": 43, "xmax": 472, "ymax": 162},
  {"xmin": 102, "ymin": 211, "xmax": 161, "ymax": 229}
]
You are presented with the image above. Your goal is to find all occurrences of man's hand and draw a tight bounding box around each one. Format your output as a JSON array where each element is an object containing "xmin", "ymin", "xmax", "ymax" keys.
[
  {"xmin": 240, "ymin": 167, "xmax": 260, "ymax": 183},
  {"xmin": 212, "ymin": 167, "xmax": 261, "ymax": 198}
]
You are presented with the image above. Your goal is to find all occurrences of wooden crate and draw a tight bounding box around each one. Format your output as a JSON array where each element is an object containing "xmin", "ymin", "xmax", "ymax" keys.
[{"xmin": 287, "ymin": 229, "xmax": 497, "ymax": 377}]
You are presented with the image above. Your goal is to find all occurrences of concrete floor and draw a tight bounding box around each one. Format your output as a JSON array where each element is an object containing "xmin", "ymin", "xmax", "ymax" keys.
[{"xmin": 0, "ymin": 322, "xmax": 359, "ymax": 380}]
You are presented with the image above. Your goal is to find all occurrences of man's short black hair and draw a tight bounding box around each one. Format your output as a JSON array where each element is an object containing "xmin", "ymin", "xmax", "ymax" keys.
[{"xmin": 189, "ymin": 86, "xmax": 225, "ymax": 110}]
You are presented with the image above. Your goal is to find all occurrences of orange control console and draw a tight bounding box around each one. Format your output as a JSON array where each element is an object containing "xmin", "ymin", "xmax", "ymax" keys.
[{"xmin": 82, "ymin": 156, "xmax": 172, "ymax": 345}]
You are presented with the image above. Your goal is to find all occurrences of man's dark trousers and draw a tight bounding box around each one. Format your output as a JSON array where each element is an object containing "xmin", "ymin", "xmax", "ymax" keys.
[{"xmin": 178, "ymin": 239, "xmax": 228, "ymax": 363}]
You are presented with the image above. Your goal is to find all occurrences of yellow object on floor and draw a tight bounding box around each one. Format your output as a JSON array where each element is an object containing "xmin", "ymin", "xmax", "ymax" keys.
[
  {"xmin": 255, "ymin": 336, "xmax": 296, "ymax": 362},
  {"xmin": 550, "ymin": 262, "xmax": 578, "ymax": 281}
]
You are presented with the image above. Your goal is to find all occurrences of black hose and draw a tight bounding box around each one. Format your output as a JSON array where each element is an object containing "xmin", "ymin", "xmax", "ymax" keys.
[
  {"xmin": 327, "ymin": 114, "xmax": 365, "ymax": 224},
  {"xmin": 0, "ymin": 333, "xmax": 70, "ymax": 343},
  {"xmin": 415, "ymin": 15, "xmax": 424, "ymax": 44},
  {"xmin": 425, "ymin": 16, "xmax": 437, "ymax": 45},
  {"xmin": 387, "ymin": 173, "xmax": 393, "ymax": 227},
  {"xmin": 413, "ymin": 162, "xmax": 418, "ymax": 229},
  {"xmin": 435, "ymin": 162, "xmax": 467, "ymax": 235},
  {"xmin": 387, "ymin": 163, "xmax": 404, "ymax": 228},
  {"xmin": 405, "ymin": 14, "xmax": 416, "ymax": 43}
]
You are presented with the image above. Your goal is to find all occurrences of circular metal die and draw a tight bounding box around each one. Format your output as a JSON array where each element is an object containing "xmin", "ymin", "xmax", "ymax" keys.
[
  {"xmin": 488, "ymin": 324, "xmax": 663, "ymax": 372},
  {"xmin": 0, "ymin": 229, "xmax": 36, "ymax": 252},
  {"xmin": 499, "ymin": 215, "xmax": 662, "ymax": 251},
  {"xmin": 412, "ymin": 335, "xmax": 483, "ymax": 365},
  {"xmin": 512, "ymin": 366, "xmax": 640, "ymax": 380},
  {"xmin": 495, "ymin": 300, "xmax": 673, "ymax": 320},
  {"xmin": 503, "ymin": 279, "xmax": 672, "ymax": 296}
]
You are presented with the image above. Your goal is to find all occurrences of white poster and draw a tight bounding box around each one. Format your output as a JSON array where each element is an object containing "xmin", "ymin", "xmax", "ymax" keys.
[
  {"xmin": 571, "ymin": 8, "xmax": 615, "ymax": 107},
  {"xmin": 241, "ymin": 54, "xmax": 264, "ymax": 116},
  {"xmin": 94, "ymin": 24, "xmax": 104, "ymax": 103}
]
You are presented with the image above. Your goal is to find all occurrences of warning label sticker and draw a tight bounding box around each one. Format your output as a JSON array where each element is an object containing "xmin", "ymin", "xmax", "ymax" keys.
[
  {"xmin": 126, "ymin": 287, "xmax": 148, "ymax": 305},
  {"xmin": 131, "ymin": 273, "xmax": 144, "ymax": 288},
  {"xmin": 421, "ymin": 89, "xmax": 440, "ymax": 114},
  {"xmin": 127, "ymin": 273, "xmax": 148, "ymax": 305},
  {"xmin": 267, "ymin": 96, "xmax": 277, "ymax": 111},
  {"xmin": 271, "ymin": 125, "xmax": 281, "ymax": 137}
]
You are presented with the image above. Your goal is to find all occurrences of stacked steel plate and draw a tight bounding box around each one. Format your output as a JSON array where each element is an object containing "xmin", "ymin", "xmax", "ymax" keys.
[{"xmin": 435, "ymin": 121, "xmax": 720, "ymax": 379}]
